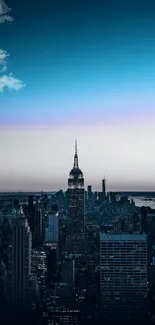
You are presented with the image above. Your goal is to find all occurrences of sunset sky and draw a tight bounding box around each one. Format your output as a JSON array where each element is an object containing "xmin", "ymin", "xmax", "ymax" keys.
[{"xmin": 0, "ymin": 0, "xmax": 155, "ymax": 191}]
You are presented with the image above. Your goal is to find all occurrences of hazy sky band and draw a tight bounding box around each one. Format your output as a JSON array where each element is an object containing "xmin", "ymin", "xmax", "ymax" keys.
[{"xmin": 0, "ymin": 121, "xmax": 155, "ymax": 192}]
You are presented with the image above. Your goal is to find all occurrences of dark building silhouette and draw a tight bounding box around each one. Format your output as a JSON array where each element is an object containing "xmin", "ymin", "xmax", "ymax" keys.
[
  {"xmin": 98, "ymin": 191, "xmax": 103, "ymax": 204},
  {"xmin": 24, "ymin": 196, "xmax": 42, "ymax": 248},
  {"xmin": 102, "ymin": 178, "xmax": 106, "ymax": 200},
  {"xmin": 94, "ymin": 191, "xmax": 98, "ymax": 202},
  {"xmin": 0, "ymin": 256, "xmax": 7, "ymax": 303},
  {"xmin": 1, "ymin": 216, "xmax": 12, "ymax": 269},
  {"xmin": 13, "ymin": 199, "xmax": 20, "ymax": 210},
  {"xmin": 28, "ymin": 195, "xmax": 34, "ymax": 208},
  {"xmin": 8, "ymin": 212, "xmax": 32, "ymax": 305},
  {"xmin": 62, "ymin": 256, "xmax": 75, "ymax": 286},
  {"xmin": 46, "ymin": 243, "xmax": 58, "ymax": 287},
  {"xmin": 108, "ymin": 191, "xmax": 120, "ymax": 202},
  {"xmin": 87, "ymin": 185, "xmax": 92, "ymax": 201}
]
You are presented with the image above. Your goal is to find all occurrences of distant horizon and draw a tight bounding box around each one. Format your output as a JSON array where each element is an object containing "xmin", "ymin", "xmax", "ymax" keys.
[{"xmin": 1, "ymin": 189, "xmax": 155, "ymax": 194}]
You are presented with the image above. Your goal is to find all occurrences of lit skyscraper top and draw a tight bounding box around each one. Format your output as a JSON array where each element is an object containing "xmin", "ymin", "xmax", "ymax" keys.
[{"xmin": 68, "ymin": 140, "xmax": 84, "ymax": 189}]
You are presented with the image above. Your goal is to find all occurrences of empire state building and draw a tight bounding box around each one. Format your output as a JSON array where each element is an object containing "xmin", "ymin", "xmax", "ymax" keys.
[{"xmin": 66, "ymin": 141, "xmax": 85, "ymax": 254}]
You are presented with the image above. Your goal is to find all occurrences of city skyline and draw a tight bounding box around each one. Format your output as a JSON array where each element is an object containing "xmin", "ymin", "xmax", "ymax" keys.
[{"xmin": 1, "ymin": 0, "xmax": 155, "ymax": 191}]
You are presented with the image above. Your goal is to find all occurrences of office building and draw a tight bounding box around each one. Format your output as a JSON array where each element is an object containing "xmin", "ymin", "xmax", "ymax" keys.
[
  {"xmin": 13, "ymin": 199, "xmax": 20, "ymax": 210},
  {"xmin": 28, "ymin": 195, "xmax": 34, "ymax": 208},
  {"xmin": 24, "ymin": 196, "xmax": 35, "ymax": 246},
  {"xmin": 10, "ymin": 212, "xmax": 32, "ymax": 304},
  {"xmin": 108, "ymin": 191, "xmax": 120, "ymax": 203},
  {"xmin": 45, "ymin": 243, "xmax": 58, "ymax": 286},
  {"xmin": 45, "ymin": 203, "xmax": 59, "ymax": 244},
  {"xmin": 94, "ymin": 191, "xmax": 98, "ymax": 201},
  {"xmin": 24, "ymin": 196, "xmax": 42, "ymax": 247},
  {"xmin": 62, "ymin": 256, "xmax": 75, "ymax": 286},
  {"xmin": 0, "ymin": 257, "xmax": 7, "ymax": 303},
  {"xmin": 100, "ymin": 233, "xmax": 148, "ymax": 319},
  {"xmin": 31, "ymin": 249, "xmax": 47, "ymax": 300}
]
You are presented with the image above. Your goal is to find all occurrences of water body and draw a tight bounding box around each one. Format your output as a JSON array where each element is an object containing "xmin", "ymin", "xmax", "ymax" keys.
[{"xmin": 130, "ymin": 196, "xmax": 155, "ymax": 209}]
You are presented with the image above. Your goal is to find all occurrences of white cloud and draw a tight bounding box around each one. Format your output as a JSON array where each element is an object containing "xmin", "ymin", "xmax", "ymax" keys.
[
  {"xmin": 0, "ymin": 49, "xmax": 9, "ymax": 75},
  {"xmin": 0, "ymin": 48, "xmax": 9, "ymax": 61},
  {"xmin": 0, "ymin": 1, "xmax": 25, "ymax": 91},
  {"xmin": 0, "ymin": 64, "xmax": 7, "ymax": 72},
  {"xmin": 0, "ymin": 73, "xmax": 25, "ymax": 92},
  {"xmin": 0, "ymin": 49, "xmax": 9, "ymax": 70},
  {"xmin": 0, "ymin": 0, "xmax": 13, "ymax": 23}
]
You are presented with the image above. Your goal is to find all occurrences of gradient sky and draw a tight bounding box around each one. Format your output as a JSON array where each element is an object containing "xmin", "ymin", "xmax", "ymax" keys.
[{"xmin": 1, "ymin": 0, "xmax": 155, "ymax": 191}]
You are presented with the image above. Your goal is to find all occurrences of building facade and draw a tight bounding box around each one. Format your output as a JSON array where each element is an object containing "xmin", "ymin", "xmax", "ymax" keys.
[
  {"xmin": 45, "ymin": 203, "xmax": 59, "ymax": 244},
  {"xmin": 100, "ymin": 233, "xmax": 148, "ymax": 319},
  {"xmin": 10, "ymin": 212, "xmax": 32, "ymax": 304}
]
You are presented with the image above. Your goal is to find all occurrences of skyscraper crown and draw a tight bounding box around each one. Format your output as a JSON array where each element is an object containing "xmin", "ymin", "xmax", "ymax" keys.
[{"xmin": 68, "ymin": 140, "xmax": 84, "ymax": 188}]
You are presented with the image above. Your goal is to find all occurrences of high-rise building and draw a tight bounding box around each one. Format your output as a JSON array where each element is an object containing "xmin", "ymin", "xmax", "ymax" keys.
[
  {"xmin": 98, "ymin": 191, "xmax": 103, "ymax": 203},
  {"xmin": 94, "ymin": 191, "xmax": 98, "ymax": 201},
  {"xmin": 100, "ymin": 233, "xmax": 148, "ymax": 320},
  {"xmin": 46, "ymin": 243, "xmax": 58, "ymax": 287},
  {"xmin": 67, "ymin": 141, "xmax": 85, "ymax": 254},
  {"xmin": 62, "ymin": 256, "xmax": 75, "ymax": 286},
  {"xmin": 13, "ymin": 198, "xmax": 20, "ymax": 210},
  {"xmin": 31, "ymin": 249, "xmax": 47, "ymax": 301},
  {"xmin": 102, "ymin": 178, "xmax": 106, "ymax": 200},
  {"xmin": 24, "ymin": 197, "xmax": 42, "ymax": 247},
  {"xmin": 10, "ymin": 211, "xmax": 32, "ymax": 304},
  {"xmin": 34, "ymin": 205, "xmax": 42, "ymax": 246},
  {"xmin": 87, "ymin": 185, "xmax": 92, "ymax": 201},
  {"xmin": 24, "ymin": 197, "xmax": 35, "ymax": 245},
  {"xmin": 45, "ymin": 203, "xmax": 59, "ymax": 244},
  {"xmin": 68, "ymin": 140, "xmax": 85, "ymax": 234},
  {"xmin": 0, "ymin": 257, "xmax": 7, "ymax": 303},
  {"xmin": 108, "ymin": 191, "xmax": 120, "ymax": 203},
  {"xmin": 28, "ymin": 195, "xmax": 34, "ymax": 208}
]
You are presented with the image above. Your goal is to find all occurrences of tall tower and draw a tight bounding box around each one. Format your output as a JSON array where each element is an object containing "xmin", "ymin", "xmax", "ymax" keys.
[
  {"xmin": 102, "ymin": 178, "xmax": 106, "ymax": 200},
  {"xmin": 10, "ymin": 211, "xmax": 32, "ymax": 305},
  {"xmin": 67, "ymin": 141, "xmax": 85, "ymax": 254}
]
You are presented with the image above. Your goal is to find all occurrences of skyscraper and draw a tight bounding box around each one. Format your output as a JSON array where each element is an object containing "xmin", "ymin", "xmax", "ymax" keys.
[
  {"xmin": 46, "ymin": 243, "xmax": 58, "ymax": 287},
  {"xmin": 28, "ymin": 195, "xmax": 34, "ymax": 208},
  {"xmin": 66, "ymin": 141, "xmax": 85, "ymax": 254},
  {"xmin": 102, "ymin": 178, "xmax": 106, "ymax": 201},
  {"xmin": 24, "ymin": 196, "xmax": 42, "ymax": 247},
  {"xmin": 45, "ymin": 203, "xmax": 59, "ymax": 244},
  {"xmin": 24, "ymin": 196, "xmax": 35, "ymax": 246},
  {"xmin": 100, "ymin": 233, "xmax": 148, "ymax": 320},
  {"xmin": 87, "ymin": 185, "xmax": 92, "ymax": 201},
  {"xmin": 10, "ymin": 211, "xmax": 32, "ymax": 304}
]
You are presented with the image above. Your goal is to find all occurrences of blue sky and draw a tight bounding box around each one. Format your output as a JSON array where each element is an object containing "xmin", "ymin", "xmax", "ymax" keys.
[
  {"xmin": 1, "ymin": 0, "xmax": 155, "ymax": 124},
  {"xmin": 1, "ymin": 0, "xmax": 155, "ymax": 191}
]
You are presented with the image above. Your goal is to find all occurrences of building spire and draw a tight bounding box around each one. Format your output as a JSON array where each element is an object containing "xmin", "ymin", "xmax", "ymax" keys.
[
  {"xmin": 74, "ymin": 139, "xmax": 79, "ymax": 168},
  {"xmin": 75, "ymin": 139, "xmax": 77, "ymax": 155}
]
